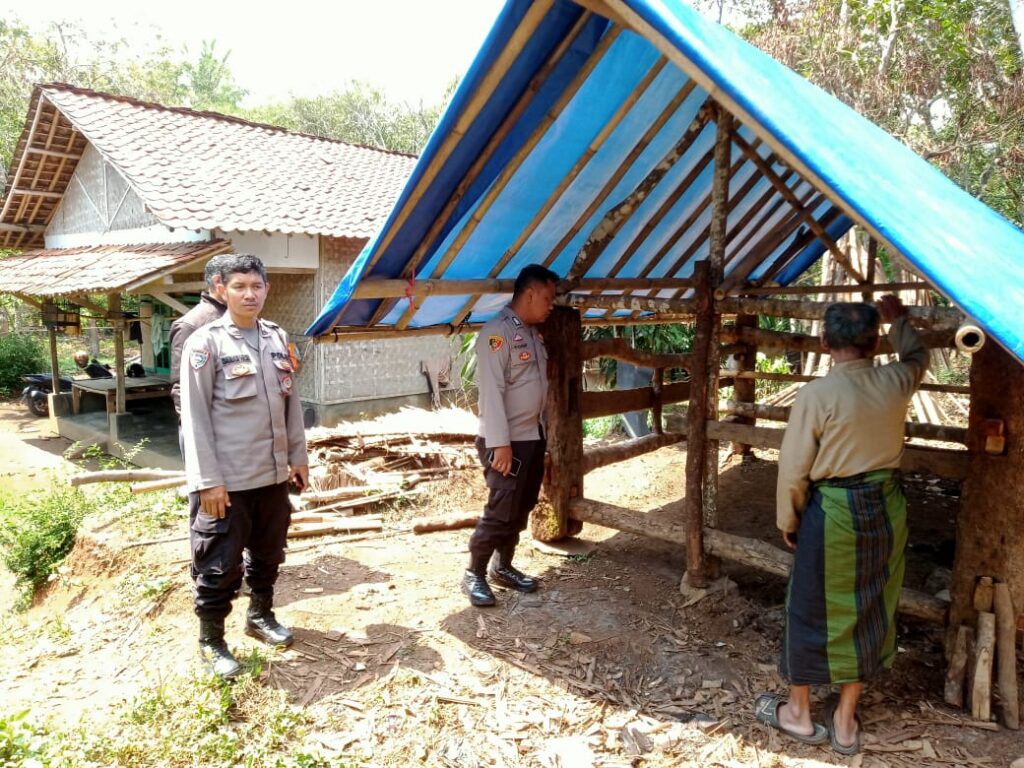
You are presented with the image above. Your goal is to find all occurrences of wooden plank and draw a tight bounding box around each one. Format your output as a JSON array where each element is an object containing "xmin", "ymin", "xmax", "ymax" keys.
[
  {"xmin": 945, "ymin": 624, "xmax": 973, "ymax": 708},
  {"xmin": 724, "ymin": 400, "xmax": 968, "ymax": 444},
  {"xmin": 719, "ymin": 325, "xmax": 956, "ymax": 355},
  {"xmin": 583, "ymin": 431, "xmax": 685, "ymax": 473},
  {"xmin": 448, "ymin": 57, "xmax": 672, "ymax": 328},
  {"xmin": 581, "ymin": 337, "xmax": 690, "ymax": 369},
  {"xmin": 581, "ymin": 380, "xmax": 690, "ymax": 419},
  {"xmin": 706, "ymin": 420, "xmax": 969, "ymax": 478},
  {"xmin": 353, "ymin": 276, "xmax": 693, "ymax": 299},
  {"xmin": 724, "ymin": 369, "xmax": 971, "ymax": 395},
  {"xmin": 993, "ymin": 583, "xmax": 1020, "ymax": 729},
  {"xmin": 971, "ymin": 611, "xmax": 996, "ymax": 721},
  {"xmin": 560, "ymin": 293, "xmax": 696, "ymax": 315},
  {"xmin": 974, "ymin": 576, "xmax": 995, "ymax": 612}
]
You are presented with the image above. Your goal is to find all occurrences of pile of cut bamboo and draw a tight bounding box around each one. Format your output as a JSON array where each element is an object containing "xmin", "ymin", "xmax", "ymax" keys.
[{"xmin": 945, "ymin": 576, "xmax": 1020, "ymax": 730}]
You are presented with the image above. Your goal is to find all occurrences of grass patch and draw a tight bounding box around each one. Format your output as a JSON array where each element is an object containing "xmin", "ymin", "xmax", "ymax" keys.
[
  {"xmin": 0, "ymin": 482, "xmax": 95, "ymax": 607},
  {"xmin": 583, "ymin": 415, "xmax": 616, "ymax": 438},
  {"xmin": 0, "ymin": 669, "xmax": 344, "ymax": 768}
]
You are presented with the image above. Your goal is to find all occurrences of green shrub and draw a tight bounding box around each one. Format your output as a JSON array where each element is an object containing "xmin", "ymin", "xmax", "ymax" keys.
[
  {"xmin": 0, "ymin": 483, "xmax": 94, "ymax": 606},
  {"xmin": 0, "ymin": 332, "xmax": 47, "ymax": 396}
]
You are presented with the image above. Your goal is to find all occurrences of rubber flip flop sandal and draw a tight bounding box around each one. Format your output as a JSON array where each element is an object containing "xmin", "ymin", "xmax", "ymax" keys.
[
  {"xmin": 825, "ymin": 699, "xmax": 861, "ymax": 755},
  {"xmin": 754, "ymin": 693, "xmax": 829, "ymax": 745}
]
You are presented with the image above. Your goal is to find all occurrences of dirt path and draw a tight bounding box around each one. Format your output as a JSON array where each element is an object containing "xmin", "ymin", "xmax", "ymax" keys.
[
  {"xmin": 0, "ymin": 406, "xmax": 1018, "ymax": 767},
  {"xmin": 0, "ymin": 400, "xmax": 78, "ymax": 493}
]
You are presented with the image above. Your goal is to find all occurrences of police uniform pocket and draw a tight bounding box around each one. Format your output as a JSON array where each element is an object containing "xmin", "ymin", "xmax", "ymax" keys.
[
  {"xmin": 223, "ymin": 365, "xmax": 258, "ymax": 400},
  {"xmin": 191, "ymin": 510, "xmax": 231, "ymax": 535},
  {"xmin": 485, "ymin": 468, "xmax": 518, "ymax": 490},
  {"xmin": 273, "ymin": 359, "xmax": 295, "ymax": 396}
]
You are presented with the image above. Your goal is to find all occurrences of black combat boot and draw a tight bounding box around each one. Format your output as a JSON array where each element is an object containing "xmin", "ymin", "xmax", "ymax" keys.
[
  {"xmin": 245, "ymin": 592, "xmax": 294, "ymax": 647},
  {"xmin": 489, "ymin": 544, "xmax": 538, "ymax": 593},
  {"xmin": 462, "ymin": 552, "xmax": 496, "ymax": 607},
  {"xmin": 199, "ymin": 618, "xmax": 242, "ymax": 679}
]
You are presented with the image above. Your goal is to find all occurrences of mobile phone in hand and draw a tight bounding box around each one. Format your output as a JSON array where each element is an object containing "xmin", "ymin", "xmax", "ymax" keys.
[{"xmin": 486, "ymin": 451, "xmax": 522, "ymax": 477}]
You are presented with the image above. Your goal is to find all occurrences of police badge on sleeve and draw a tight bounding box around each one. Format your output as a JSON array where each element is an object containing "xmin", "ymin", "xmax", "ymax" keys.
[{"xmin": 191, "ymin": 349, "xmax": 210, "ymax": 369}]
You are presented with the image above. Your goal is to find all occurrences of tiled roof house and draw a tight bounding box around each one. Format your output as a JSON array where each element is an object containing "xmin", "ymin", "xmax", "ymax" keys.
[{"xmin": 0, "ymin": 83, "xmax": 457, "ymax": 428}]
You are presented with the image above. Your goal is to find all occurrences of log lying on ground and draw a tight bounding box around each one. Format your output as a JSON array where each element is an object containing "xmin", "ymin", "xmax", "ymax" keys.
[
  {"xmin": 568, "ymin": 497, "xmax": 949, "ymax": 624},
  {"xmin": 297, "ymin": 475, "xmax": 423, "ymax": 508},
  {"xmin": 311, "ymin": 489, "xmax": 420, "ymax": 514},
  {"xmin": 411, "ymin": 512, "xmax": 480, "ymax": 534},
  {"xmin": 131, "ymin": 477, "xmax": 188, "ymax": 494},
  {"xmin": 71, "ymin": 469, "xmax": 184, "ymax": 486},
  {"xmin": 993, "ymin": 582, "xmax": 1020, "ymax": 729},
  {"xmin": 287, "ymin": 517, "xmax": 383, "ymax": 539},
  {"xmin": 583, "ymin": 432, "xmax": 686, "ymax": 473}
]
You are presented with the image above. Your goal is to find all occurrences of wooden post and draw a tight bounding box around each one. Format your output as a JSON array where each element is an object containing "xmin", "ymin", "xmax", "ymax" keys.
[
  {"xmin": 684, "ymin": 260, "xmax": 714, "ymax": 587},
  {"xmin": 944, "ymin": 624, "xmax": 973, "ymax": 707},
  {"xmin": 729, "ymin": 313, "xmax": 757, "ymax": 457},
  {"xmin": 861, "ymin": 237, "xmax": 878, "ymax": 303},
  {"xmin": 950, "ymin": 341, "xmax": 1024, "ymax": 632},
  {"xmin": 971, "ymin": 611, "xmax": 996, "ymax": 721},
  {"xmin": 48, "ymin": 326, "xmax": 60, "ymax": 393},
  {"xmin": 109, "ymin": 292, "xmax": 126, "ymax": 415},
  {"xmin": 651, "ymin": 367, "xmax": 664, "ymax": 434},
  {"xmin": 532, "ymin": 306, "xmax": 583, "ymax": 542}
]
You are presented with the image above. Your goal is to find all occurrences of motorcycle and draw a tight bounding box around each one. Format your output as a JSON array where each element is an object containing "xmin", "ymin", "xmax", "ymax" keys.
[{"xmin": 21, "ymin": 374, "xmax": 74, "ymax": 418}]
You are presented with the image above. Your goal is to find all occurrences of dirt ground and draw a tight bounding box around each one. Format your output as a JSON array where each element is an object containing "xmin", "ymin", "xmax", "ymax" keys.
[{"xmin": 0, "ymin": 399, "xmax": 1021, "ymax": 767}]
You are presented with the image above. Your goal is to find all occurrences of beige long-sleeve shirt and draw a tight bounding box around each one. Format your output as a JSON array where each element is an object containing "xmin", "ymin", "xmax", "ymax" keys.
[
  {"xmin": 776, "ymin": 316, "xmax": 928, "ymax": 532},
  {"xmin": 476, "ymin": 306, "xmax": 549, "ymax": 447},
  {"xmin": 181, "ymin": 315, "xmax": 308, "ymax": 493}
]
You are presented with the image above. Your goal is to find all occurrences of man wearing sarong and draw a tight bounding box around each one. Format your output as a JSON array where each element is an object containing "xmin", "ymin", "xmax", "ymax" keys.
[{"xmin": 755, "ymin": 296, "xmax": 927, "ymax": 754}]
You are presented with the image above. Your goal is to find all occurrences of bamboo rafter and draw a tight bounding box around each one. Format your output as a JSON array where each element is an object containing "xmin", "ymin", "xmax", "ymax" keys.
[
  {"xmin": 446, "ymin": 57, "xmax": 673, "ymax": 328},
  {"xmin": 390, "ymin": 19, "xmax": 622, "ymax": 331}
]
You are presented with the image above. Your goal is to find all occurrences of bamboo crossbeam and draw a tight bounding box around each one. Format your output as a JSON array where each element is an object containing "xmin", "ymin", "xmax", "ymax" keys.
[
  {"xmin": 583, "ymin": 431, "xmax": 686, "ymax": 473},
  {"xmin": 722, "ymin": 370, "xmax": 970, "ymax": 395},
  {"xmin": 716, "ymin": 297, "xmax": 961, "ymax": 326},
  {"xmin": 560, "ymin": 293, "xmax": 696, "ymax": 315},
  {"xmin": 706, "ymin": 420, "xmax": 969, "ymax": 478},
  {"xmin": 449, "ymin": 57, "xmax": 673, "ymax": 328},
  {"xmin": 724, "ymin": 400, "xmax": 968, "ymax": 444},
  {"xmin": 720, "ymin": 325, "xmax": 956, "ymax": 355},
  {"xmin": 726, "ymin": 281, "xmax": 931, "ymax": 297},
  {"xmin": 352, "ymin": 277, "xmax": 694, "ymax": 299},
  {"xmin": 568, "ymin": 497, "xmax": 948, "ymax": 623},
  {"xmin": 581, "ymin": 381, "xmax": 691, "ymax": 419},
  {"xmin": 581, "ymin": 337, "xmax": 691, "ymax": 369},
  {"xmin": 392, "ymin": 20, "xmax": 620, "ymax": 331}
]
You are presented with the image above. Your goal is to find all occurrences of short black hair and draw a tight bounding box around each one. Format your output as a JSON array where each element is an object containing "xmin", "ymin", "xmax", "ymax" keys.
[
  {"xmin": 823, "ymin": 302, "xmax": 880, "ymax": 354},
  {"xmin": 512, "ymin": 264, "xmax": 559, "ymax": 298},
  {"xmin": 216, "ymin": 253, "xmax": 268, "ymax": 285}
]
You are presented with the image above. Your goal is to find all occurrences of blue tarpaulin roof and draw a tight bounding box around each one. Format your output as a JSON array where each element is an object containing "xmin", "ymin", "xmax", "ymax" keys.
[{"xmin": 308, "ymin": 0, "xmax": 1024, "ymax": 362}]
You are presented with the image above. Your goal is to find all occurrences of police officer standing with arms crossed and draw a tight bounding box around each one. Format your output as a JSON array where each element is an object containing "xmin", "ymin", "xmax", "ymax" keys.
[
  {"xmin": 464, "ymin": 264, "xmax": 558, "ymax": 607},
  {"xmin": 170, "ymin": 254, "xmax": 228, "ymax": 456},
  {"xmin": 181, "ymin": 254, "xmax": 308, "ymax": 678}
]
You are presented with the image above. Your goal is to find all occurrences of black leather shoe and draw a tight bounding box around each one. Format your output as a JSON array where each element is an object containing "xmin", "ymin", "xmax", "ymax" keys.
[
  {"xmin": 199, "ymin": 619, "xmax": 242, "ymax": 679},
  {"xmin": 462, "ymin": 570, "xmax": 496, "ymax": 607},
  {"xmin": 245, "ymin": 593, "xmax": 294, "ymax": 647},
  {"xmin": 488, "ymin": 564, "xmax": 538, "ymax": 593}
]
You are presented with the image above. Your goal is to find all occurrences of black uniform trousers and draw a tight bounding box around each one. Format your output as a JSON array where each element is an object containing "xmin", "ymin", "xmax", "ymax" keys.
[
  {"xmin": 189, "ymin": 482, "xmax": 291, "ymax": 620},
  {"xmin": 468, "ymin": 436, "xmax": 546, "ymax": 564}
]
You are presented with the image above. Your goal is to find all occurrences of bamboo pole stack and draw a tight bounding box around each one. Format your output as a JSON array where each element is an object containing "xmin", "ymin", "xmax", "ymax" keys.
[{"xmin": 945, "ymin": 575, "xmax": 1019, "ymax": 729}]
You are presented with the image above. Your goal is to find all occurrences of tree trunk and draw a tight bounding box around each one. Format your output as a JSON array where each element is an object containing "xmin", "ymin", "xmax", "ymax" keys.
[{"xmin": 950, "ymin": 341, "xmax": 1024, "ymax": 632}]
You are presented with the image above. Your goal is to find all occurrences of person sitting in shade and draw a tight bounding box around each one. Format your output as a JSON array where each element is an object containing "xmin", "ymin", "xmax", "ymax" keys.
[{"xmin": 73, "ymin": 350, "xmax": 112, "ymax": 379}]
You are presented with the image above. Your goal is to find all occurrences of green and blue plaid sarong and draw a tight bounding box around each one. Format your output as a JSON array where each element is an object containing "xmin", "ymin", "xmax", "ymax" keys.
[{"xmin": 780, "ymin": 469, "xmax": 908, "ymax": 685}]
